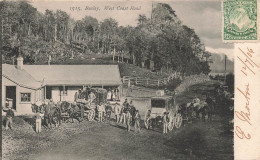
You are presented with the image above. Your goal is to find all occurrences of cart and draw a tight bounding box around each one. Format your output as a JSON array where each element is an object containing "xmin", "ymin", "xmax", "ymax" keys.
[{"xmin": 144, "ymin": 95, "xmax": 182, "ymax": 131}]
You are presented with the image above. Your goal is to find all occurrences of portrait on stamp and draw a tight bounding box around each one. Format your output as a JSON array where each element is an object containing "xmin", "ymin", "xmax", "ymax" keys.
[{"xmin": 223, "ymin": 0, "xmax": 258, "ymax": 41}]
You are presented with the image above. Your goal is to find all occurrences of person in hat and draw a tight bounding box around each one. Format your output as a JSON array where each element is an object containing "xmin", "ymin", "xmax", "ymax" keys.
[
  {"xmin": 97, "ymin": 103, "xmax": 104, "ymax": 122},
  {"xmin": 162, "ymin": 112, "xmax": 168, "ymax": 134},
  {"xmin": 78, "ymin": 89, "xmax": 82, "ymax": 99},
  {"xmin": 35, "ymin": 109, "xmax": 42, "ymax": 133},
  {"xmin": 114, "ymin": 102, "xmax": 121, "ymax": 123},
  {"xmin": 88, "ymin": 91, "xmax": 96, "ymax": 103},
  {"xmin": 129, "ymin": 100, "xmax": 136, "ymax": 125},
  {"xmin": 107, "ymin": 88, "xmax": 112, "ymax": 101},
  {"xmin": 4, "ymin": 104, "xmax": 15, "ymax": 130},
  {"xmin": 134, "ymin": 110, "xmax": 141, "ymax": 133},
  {"xmin": 121, "ymin": 99, "xmax": 129, "ymax": 124},
  {"xmin": 193, "ymin": 95, "xmax": 200, "ymax": 107},
  {"xmin": 126, "ymin": 110, "xmax": 132, "ymax": 132}
]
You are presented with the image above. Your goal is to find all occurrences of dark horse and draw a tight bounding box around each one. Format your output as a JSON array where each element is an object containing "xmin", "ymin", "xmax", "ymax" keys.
[
  {"xmin": 178, "ymin": 103, "xmax": 193, "ymax": 122},
  {"xmin": 185, "ymin": 101, "xmax": 214, "ymax": 122},
  {"xmin": 104, "ymin": 104, "xmax": 113, "ymax": 121},
  {"xmin": 31, "ymin": 103, "xmax": 61, "ymax": 129},
  {"xmin": 193, "ymin": 102, "xmax": 214, "ymax": 122},
  {"xmin": 60, "ymin": 101, "xmax": 84, "ymax": 123}
]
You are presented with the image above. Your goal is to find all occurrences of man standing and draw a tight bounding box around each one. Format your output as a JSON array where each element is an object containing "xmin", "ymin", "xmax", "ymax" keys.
[
  {"xmin": 97, "ymin": 103, "xmax": 104, "ymax": 122},
  {"xmin": 74, "ymin": 91, "xmax": 78, "ymax": 102},
  {"xmin": 126, "ymin": 110, "xmax": 132, "ymax": 132},
  {"xmin": 129, "ymin": 100, "xmax": 136, "ymax": 125},
  {"xmin": 4, "ymin": 104, "xmax": 14, "ymax": 130},
  {"xmin": 35, "ymin": 110, "xmax": 42, "ymax": 133},
  {"xmin": 121, "ymin": 99, "xmax": 129, "ymax": 124},
  {"xmin": 134, "ymin": 110, "xmax": 141, "ymax": 133},
  {"xmin": 78, "ymin": 89, "xmax": 82, "ymax": 99},
  {"xmin": 163, "ymin": 112, "xmax": 168, "ymax": 134},
  {"xmin": 114, "ymin": 103, "xmax": 121, "ymax": 123}
]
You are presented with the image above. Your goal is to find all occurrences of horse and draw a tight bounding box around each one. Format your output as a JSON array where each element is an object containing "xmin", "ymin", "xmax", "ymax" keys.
[
  {"xmin": 200, "ymin": 102, "xmax": 214, "ymax": 122},
  {"xmin": 60, "ymin": 101, "xmax": 84, "ymax": 123},
  {"xmin": 31, "ymin": 103, "xmax": 45, "ymax": 114},
  {"xmin": 104, "ymin": 104, "xmax": 113, "ymax": 121},
  {"xmin": 43, "ymin": 103, "xmax": 62, "ymax": 129},
  {"xmin": 178, "ymin": 103, "xmax": 193, "ymax": 123},
  {"xmin": 31, "ymin": 103, "xmax": 61, "ymax": 129}
]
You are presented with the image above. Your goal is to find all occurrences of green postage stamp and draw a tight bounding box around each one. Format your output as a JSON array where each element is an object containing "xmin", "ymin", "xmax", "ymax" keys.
[{"xmin": 223, "ymin": 0, "xmax": 259, "ymax": 42}]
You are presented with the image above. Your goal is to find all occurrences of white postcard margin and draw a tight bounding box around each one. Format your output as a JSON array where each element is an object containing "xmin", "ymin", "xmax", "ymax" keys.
[{"xmin": 234, "ymin": 42, "xmax": 260, "ymax": 160}]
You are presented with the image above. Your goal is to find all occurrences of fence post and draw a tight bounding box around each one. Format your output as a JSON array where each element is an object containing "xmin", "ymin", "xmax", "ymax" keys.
[
  {"xmin": 158, "ymin": 79, "xmax": 160, "ymax": 87},
  {"xmin": 135, "ymin": 77, "xmax": 138, "ymax": 85},
  {"xmin": 147, "ymin": 78, "xmax": 149, "ymax": 86},
  {"xmin": 123, "ymin": 76, "xmax": 125, "ymax": 83}
]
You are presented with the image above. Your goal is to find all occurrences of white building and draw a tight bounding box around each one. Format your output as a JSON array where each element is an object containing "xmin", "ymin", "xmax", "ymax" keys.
[{"xmin": 2, "ymin": 57, "xmax": 122, "ymax": 115}]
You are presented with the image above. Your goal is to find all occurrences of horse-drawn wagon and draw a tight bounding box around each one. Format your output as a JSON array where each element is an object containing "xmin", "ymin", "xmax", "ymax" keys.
[{"xmin": 144, "ymin": 95, "xmax": 183, "ymax": 131}]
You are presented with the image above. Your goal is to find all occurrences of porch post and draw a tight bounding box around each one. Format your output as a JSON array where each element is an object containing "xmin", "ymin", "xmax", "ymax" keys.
[{"xmin": 44, "ymin": 86, "xmax": 46, "ymax": 100}]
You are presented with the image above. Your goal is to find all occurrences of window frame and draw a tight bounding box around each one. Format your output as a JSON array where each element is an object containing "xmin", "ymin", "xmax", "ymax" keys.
[
  {"xmin": 20, "ymin": 92, "xmax": 32, "ymax": 103},
  {"xmin": 59, "ymin": 86, "xmax": 68, "ymax": 96}
]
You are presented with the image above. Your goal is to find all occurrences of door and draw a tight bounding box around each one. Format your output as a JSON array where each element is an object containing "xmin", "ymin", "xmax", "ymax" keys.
[
  {"xmin": 6, "ymin": 86, "xmax": 16, "ymax": 110},
  {"xmin": 46, "ymin": 86, "xmax": 52, "ymax": 99}
]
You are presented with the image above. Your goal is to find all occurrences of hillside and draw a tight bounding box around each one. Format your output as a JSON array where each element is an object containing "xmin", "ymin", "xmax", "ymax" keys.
[{"xmin": 1, "ymin": 1, "xmax": 211, "ymax": 76}]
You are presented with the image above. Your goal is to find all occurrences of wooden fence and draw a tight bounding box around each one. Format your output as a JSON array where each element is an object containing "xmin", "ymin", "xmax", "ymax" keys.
[{"xmin": 122, "ymin": 76, "xmax": 168, "ymax": 87}]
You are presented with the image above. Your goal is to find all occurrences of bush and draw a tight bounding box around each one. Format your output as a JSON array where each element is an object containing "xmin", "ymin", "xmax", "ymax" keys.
[
  {"xmin": 167, "ymin": 78, "xmax": 182, "ymax": 91},
  {"xmin": 225, "ymin": 73, "xmax": 234, "ymax": 93},
  {"xmin": 171, "ymin": 127, "xmax": 208, "ymax": 157}
]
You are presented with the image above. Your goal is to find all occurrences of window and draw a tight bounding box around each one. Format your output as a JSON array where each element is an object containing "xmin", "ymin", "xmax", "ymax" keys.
[
  {"xmin": 59, "ymin": 86, "xmax": 68, "ymax": 95},
  {"xmin": 21, "ymin": 93, "xmax": 31, "ymax": 102},
  {"xmin": 151, "ymin": 99, "xmax": 165, "ymax": 108},
  {"xmin": 35, "ymin": 89, "xmax": 41, "ymax": 102}
]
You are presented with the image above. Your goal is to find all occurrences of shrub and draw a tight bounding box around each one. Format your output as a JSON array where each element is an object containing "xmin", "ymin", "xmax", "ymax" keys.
[
  {"xmin": 172, "ymin": 127, "xmax": 208, "ymax": 157},
  {"xmin": 167, "ymin": 78, "xmax": 182, "ymax": 91}
]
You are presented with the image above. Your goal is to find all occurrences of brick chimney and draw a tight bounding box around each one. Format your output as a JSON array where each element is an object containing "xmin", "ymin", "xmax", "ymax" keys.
[{"xmin": 17, "ymin": 56, "xmax": 23, "ymax": 70}]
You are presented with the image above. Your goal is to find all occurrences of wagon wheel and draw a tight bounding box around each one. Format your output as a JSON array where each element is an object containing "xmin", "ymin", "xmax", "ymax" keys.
[
  {"xmin": 168, "ymin": 112, "xmax": 175, "ymax": 131},
  {"xmin": 174, "ymin": 113, "xmax": 183, "ymax": 128},
  {"xmin": 88, "ymin": 109, "xmax": 95, "ymax": 121},
  {"xmin": 144, "ymin": 110, "xmax": 151, "ymax": 129},
  {"xmin": 78, "ymin": 116, "xmax": 84, "ymax": 122}
]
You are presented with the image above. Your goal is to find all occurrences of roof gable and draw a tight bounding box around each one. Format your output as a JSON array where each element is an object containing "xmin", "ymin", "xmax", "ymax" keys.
[
  {"xmin": 2, "ymin": 64, "xmax": 42, "ymax": 89},
  {"xmin": 23, "ymin": 65, "xmax": 122, "ymax": 86}
]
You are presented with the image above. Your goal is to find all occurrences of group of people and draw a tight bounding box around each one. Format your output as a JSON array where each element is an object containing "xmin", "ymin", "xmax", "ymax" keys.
[
  {"xmin": 107, "ymin": 88, "xmax": 120, "ymax": 101},
  {"xmin": 114, "ymin": 99, "xmax": 141, "ymax": 133},
  {"xmin": 75, "ymin": 87, "xmax": 96, "ymax": 103}
]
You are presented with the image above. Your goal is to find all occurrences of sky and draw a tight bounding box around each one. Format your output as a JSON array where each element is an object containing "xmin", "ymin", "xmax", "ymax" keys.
[{"xmin": 31, "ymin": 0, "xmax": 234, "ymax": 61}]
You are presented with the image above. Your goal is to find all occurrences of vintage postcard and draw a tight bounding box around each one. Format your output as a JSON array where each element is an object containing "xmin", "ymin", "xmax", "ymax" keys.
[{"xmin": 1, "ymin": 0, "xmax": 259, "ymax": 160}]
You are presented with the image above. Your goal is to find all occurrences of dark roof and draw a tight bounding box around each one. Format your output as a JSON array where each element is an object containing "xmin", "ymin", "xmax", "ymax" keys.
[
  {"xmin": 23, "ymin": 65, "xmax": 122, "ymax": 86},
  {"xmin": 2, "ymin": 64, "xmax": 42, "ymax": 89}
]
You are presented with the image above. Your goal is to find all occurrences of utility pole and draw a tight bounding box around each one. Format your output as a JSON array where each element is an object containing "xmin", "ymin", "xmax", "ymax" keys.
[
  {"xmin": 224, "ymin": 55, "xmax": 227, "ymax": 84},
  {"xmin": 151, "ymin": 2, "xmax": 153, "ymax": 21}
]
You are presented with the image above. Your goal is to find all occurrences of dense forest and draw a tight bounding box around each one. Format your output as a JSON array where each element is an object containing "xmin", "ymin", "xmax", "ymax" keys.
[{"xmin": 1, "ymin": 1, "xmax": 211, "ymax": 75}]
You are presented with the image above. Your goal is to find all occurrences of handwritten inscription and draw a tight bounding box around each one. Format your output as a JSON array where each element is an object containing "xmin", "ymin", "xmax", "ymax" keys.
[
  {"xmin": 236, "ymin": 84, "xmax": 251, "ymax": 126},
  {"xmin": 235, "ymin": 47, "xmax": 259, "ymax": 140},
  {"xmin": 237, "ymin": 47, "xmax": 259, "ymax": 76}
]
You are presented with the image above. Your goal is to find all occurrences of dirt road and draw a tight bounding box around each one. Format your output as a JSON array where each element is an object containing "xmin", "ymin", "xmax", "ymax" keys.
[
  {"xmin": 2, "ymin": 115, "xmax": 233, "ymax": 160},
  {"xmin": 28, "ymin": 121, "xmax": 177, "ymax": 160}
]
